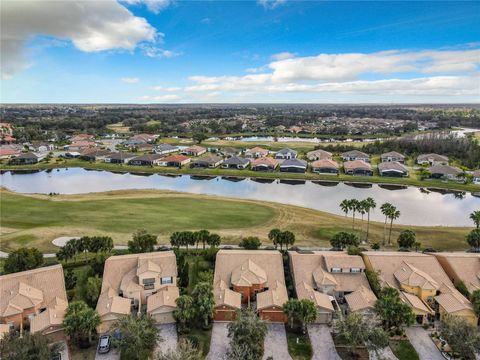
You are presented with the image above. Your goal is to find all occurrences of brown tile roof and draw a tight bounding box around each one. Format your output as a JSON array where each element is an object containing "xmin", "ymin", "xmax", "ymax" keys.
[
  {"xmin": 345, "ymin": 285, "xmax": 377, "ymax": 312},
  {"xmin": 400, "ymin": 292, "xmax": 433, "ymax": 314},
  {"xmin": 147, "ymin": 286, "xmax": 179, "ymax": 313},
  {"xmin": 296, "ymin": 282, "xmax": 334, "ymax": 311},
  {"xmin": 214, "ymin": 280, "xmax": 242, "ymax": 309},
  {"xmin": 251, "ymin": 157, "xmax": 278, "ymax": 167},
  {"xmin": 393, "ymin": 261, "xmax": 439, "ymax": 290},
  {"xmin": 185, "ymin": 145, "xmax": 206, "ymax": 152},
  {"xmin": 417, "ymin": 153, "xmax": 448, "ymax": 162},
  {"xmin": 429, "ymin": 164, "xmax": 462, "ymax": 176},
  {"xmin": 378, "ymin": 161, "xmax": 408, "ymax": 173},
  {"xmin": 247, "ymin": 146, "xmax": 269, "ymax": 155},
  {"xmin": 161, "ymin": 154, "xmax": 190, "ymax": 163},
  {"xmin": 96, "ymin": 288, "xmax": 131, "ymax": 317},
  {"xmin": 231, "ymin": 259, "xmax": 267, "ymax": 287},
  {"xmin": 311, "ymin": 159, "xmax": 339, "ymax": 169},
  {"xmin": 434, "ymin": 283, "xmax": 474, "ymax": 314},
  {"xmin": 433, "ymin": 253, "xmax": 480, "ymax": 293},
  {"xmin": 307, "ymin": 149, "xmax": 333, "ymax": 160},
  {"xmin": 381, "ymin": 151, "xmax": 405, "ymax": 159},
  {"xmin": 30, "ymin": 297, "xmax": 68, "ymax": 333},
  {"xmin": 344, "ymin": 160, "xmax": 372, "ymax": 171},
  {"xmin": 256, "ymin": 280, "xmax": 289, "ymax": 311},
  {"xmin": 324, "ymin": 253, "xmax": 366, "ymax": 271}
]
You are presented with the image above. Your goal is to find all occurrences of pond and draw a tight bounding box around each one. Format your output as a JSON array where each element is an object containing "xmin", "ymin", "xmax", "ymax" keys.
[{"xmin": 1, "ymin": 168, "xmax": 478, "ymax": 227}]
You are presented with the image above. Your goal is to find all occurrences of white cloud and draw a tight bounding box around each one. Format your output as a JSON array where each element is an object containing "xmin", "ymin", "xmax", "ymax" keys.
[
  {"xmin": 258, "ymin": 0, "xmax": 287, "ymax": 10},
  {"xmin": 271, "ymin": 52, "xmax": 296, "ymax": 61},
  {"xmin": 1, "ymin": 0, "xmax": 157, "ymax": 79},
  {"xmin": 122, "ymin": 0, "xmax": 173, "ymax": 14},
  {"xmin": 140, "ymin": 45, "xmax": 181, "ymax": 58},
  {"xmin": 121, "ymin": 77, "xmax": 140, "ymax": 83},
  {"xmin": 141, "ymin": 94, "xmax": 181, "ymax": 102},
  {"xmin": 149, "ymin": 85, "xmax": 182, "ymax": 91}
]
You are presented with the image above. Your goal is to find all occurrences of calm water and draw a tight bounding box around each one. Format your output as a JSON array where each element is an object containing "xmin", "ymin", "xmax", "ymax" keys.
[{"xmin": 1, "ymin": 168, "xmax": 478, "ymax": 227}]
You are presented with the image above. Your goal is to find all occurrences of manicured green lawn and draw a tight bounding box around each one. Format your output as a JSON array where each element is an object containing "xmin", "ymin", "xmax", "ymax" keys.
[
  {"xmin": 287, "ymin": 331, "xmax": 313, "ymax": 360},
  {"xmin": 390, "ymin": 340, "xmax": 420, "ymax": 360}
]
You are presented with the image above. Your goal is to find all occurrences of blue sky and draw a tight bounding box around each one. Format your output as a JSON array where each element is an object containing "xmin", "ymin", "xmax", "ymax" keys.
[{"xmin": 1, "ymin": 0, "xmax": 479, "ymax": 103}]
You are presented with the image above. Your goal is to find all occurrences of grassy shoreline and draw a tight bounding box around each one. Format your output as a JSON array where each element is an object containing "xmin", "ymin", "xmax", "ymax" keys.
[{"xmin": 1, "ymin": 158, "xmax": 479, "ymax": 192}]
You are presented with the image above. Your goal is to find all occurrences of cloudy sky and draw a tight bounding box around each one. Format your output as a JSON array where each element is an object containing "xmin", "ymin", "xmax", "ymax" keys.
[{"xmin": 1, "ymin": 0, "xmax": 479, "ymax": 103}]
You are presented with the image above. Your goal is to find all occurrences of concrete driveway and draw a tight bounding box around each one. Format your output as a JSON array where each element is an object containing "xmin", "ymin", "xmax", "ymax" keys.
[
  {"xmin": 405, "ymin": 327, "xmax": 443, "ymax": 360},
  {"xmin": 155, "ymin": 324, "xmax": 178, "ymax": 356},
  {"xmin": 370, "ymin": 347, "xmax": 398, "ymax": 360},
  {"xmin": 308, "ymin": 324, "xmax": 341, "ymax": 360},
  {"xmin": 263, "ymin": 323, "xmax": 292, "ymax": 360},
  {"xmin": 207, "ymin": 323, "xmax": 230, "ymax": 360}
]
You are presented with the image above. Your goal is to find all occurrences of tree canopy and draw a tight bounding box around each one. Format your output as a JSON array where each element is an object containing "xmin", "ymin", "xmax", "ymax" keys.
[
  {"xmin": 239, "ymin": 236, "xmax": 262, "ymax": 250},
  {"xmin": 330, "ymin": 231, "xmax": 359, "ymax": 250},
  {"xmin": 439, "ymin": 315, "xmax": 480, "ymax": 360},
  {"xmin": 63, "ymin": 301, "xmax": 101, "ymax": 347},
  {"xmin": 0, "ymin": 332, "xmax": 62, "ymax": 360},
  {"xmin": 397, "ymin": 229, "xmax": 416, "ymax": 249},
  {"xmin": 374, "ymin": 287, "xmax": 415, "ymax": 331},
  {"xmin": 4, "ymin": 247, "xmax": 44, "ymax": 274},
  {"xmin": 128, "ymin": 229, "xmax": 158, "ymax": 253}
]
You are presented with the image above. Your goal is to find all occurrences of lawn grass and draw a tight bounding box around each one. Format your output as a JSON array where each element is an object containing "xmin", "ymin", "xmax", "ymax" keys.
[
  {"xmin": 178, "ymin": 326, "xmax": 212, "ymax": 358},
  {"xmin": 287, "ymin": 330, "xmax": 313, "ymax": 360},
  {"xmin": 389, "ymin": 340, "xmax": 420, "ymax": 360}
]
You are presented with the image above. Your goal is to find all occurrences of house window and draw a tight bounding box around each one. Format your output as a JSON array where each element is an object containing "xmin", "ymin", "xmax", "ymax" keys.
[
  {"xmin": 143, "ymin": 278, "xmax": 156, "ymax": 290},
  {"xmin": 161, "ymin": 277, "xmax": 173, "ymax": 285},
  {"xmin": 8, "ymin": 322, "xmax": 14, "ymax": 330},
  {"xmin": 350, "ymin": 268, "xmax": 362, "ymax": 273},
  {"xmin": 331, "ymin": 267, "xmax": 342, "ymax": 273}
]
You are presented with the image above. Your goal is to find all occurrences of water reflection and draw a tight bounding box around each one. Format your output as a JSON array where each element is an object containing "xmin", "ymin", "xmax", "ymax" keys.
[{"xmin": 0, "ymin": 168, "xmax": 478, "ymax": 227}]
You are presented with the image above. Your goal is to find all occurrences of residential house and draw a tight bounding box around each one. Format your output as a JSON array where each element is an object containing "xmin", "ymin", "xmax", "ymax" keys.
[
  {"xmin": 65, "ymin": 141, "xmax": 96, "ymax": 152},
  {"xmin": 70, "ymin": 133, "xmax": 94, "ymax": 142},
  {"xmin": 158, "ymin": 154, "xmax": 191, "ymax": 167},
  {"xmin": 0, "ymin": 265, "xmax": 68, "ymax": 338},
  {"xmin": 191, "ymin": 155, "xmax": 223, "ymax": 168},
  {"xmin": 245, "ymin": 146, "xmax": 269, "ymax": 159},
  {"xmin": 96, "ymin": 252, "xmax": 178, "ymax": 333},
  {"xmin": 279, "ymin": 158, "xmax": 307, "ymax": 173},
  {"xmin": 127, "ymin": 133, "xmax": 156, "ymax": 146},
  {"xmin": 213, "ymin": 250, "xmax": 288, "ymax": 322},
  {"xmin": 343, "ymin": 160, "xmax": 373, "ymax": 176},
  {"xmin": 341, "ymin": 150, "xmax": 370, "ymax": 163},
  {"xmin": 289, "ymin": 251, "xmax": 376, "ymax": 323},
  {"xmin": 104, "ymin": 152, "xmax": 137, "ymax": 164},
  {"xmin": 311, "ymin": 159, "xmax": 339, "ymax": 174},
  {"xmin": 0, "ymin": 147, "xmax": 21, "ymax": 159},
  {"xmin": 29, "ymin": 142, "xmax": 55, "ymax": 153},
  {"xmin": 275, "ymin": 148, "xmax": 297, "ymax": 160},
  {"xmin": 128, "ymin": 154, "xmax": 164, "ymax": 166},
  {"xmin": 307, "ymin": 149, "xmax": 333, "ymax": 161},
  {"xmin": 433, "ymin": 253, "xmax": 480, "ymax": 295},
  {"xmin": 221, "ymin": 156, "xmax": 250, "ymax": 170},
  {"xmin": 362, "ymin": 252, "xmax": 477, "ymax": 326},
  {"xmin": 473, "ymin": 170, "xmax": 480, "ymax": 185},
  {"xmin": 429, "ymin": 165, "xmax": 462, "ymax": 180},
  {"xmin": 79, "ymin": 149, "xmax": 112, "ymax": 162},
  {"xmin": 181, "ymin": 145, "xmax": 207, "ymax": 157},
  {"xmin": 381, "ymin": 151, "xmax": 405, "ymax": 163},
  {"xmin": 251, "ymin": 157, "xmax": 278, "ymax": 171},
  {"xmin": 9, "ymin": 152, "xmax": 40, "ymax": 165},
  {"xmin": 417, "ymin": 153, "xmax": 449, "ymax": 166},
  {"xmin": 154, "ymin": 144, "xmax": 179, "ymax": 155},
  {"xmin": 219, "ymin": 147, "xmax": 242, "ymax": 158},
  {"xmin": 378, "ymin": 162, "xmax": 409, "ymax": 177}
]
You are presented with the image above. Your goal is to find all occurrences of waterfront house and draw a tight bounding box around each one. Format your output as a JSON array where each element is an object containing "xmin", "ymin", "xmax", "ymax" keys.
[
  {"xmin": 213, "ymin": 250, "xmax": 288, "ymax": 322},
  {"xmin": 279, "ymin": 158, "xmax": 307, "ymax": 173},
  {"xmin": 96, "ymin": 252, "xmax": 179, "ymax": 333},
  {"xmin": 417, "ymin": 153, "xmax": 449, "ymax": 166},
  {"xmin": 0, "ymin": 265, "xmax": 68, "ymax": 338},
  {"xmin": 29, "ymin": 142, "xmax": 55, "ymax": 153},
  {"xmin": 127, "ymin": 133, "xmax": 156, "ymax": 145},
  {"xmin": 472, "ymin": 170, "xmax": 480, "ymax": 185},
  {"xmin": 79, "ymin": 148, "xmax": 112, "ymax": 162},
  {"xmin": 181, "ymin": 145, "xmax": 207, "ymax": 157},
  {"xmin": 0, "ymin": 147, "xmax": 21, "ymax": 159},
  {"xmin": 65, "ymin": 140, "xmax": 96, "ymax": 152},
  {"xmin": 251, "ymin": 157, "xmax": 278, "ymax": 171},
  {"xmin": 378, "ymin": 161, "xmax": 409, "ymax": 177},
  {"xmin": 307, "ymin": 149, "xmax": 333, "ymax": 161},
  {"xmin": 429, "ymin": 164, "xmax": 462, "ymax": 180},
  {"xmin": 158, "ymin": 154, "xmax": 190, "ymax": 167},
  {"xmin": 219, "ymin": 147, "xmax": 242, "ymax": 158},
  {"xmin": 104, "ymin": 152, "xmax": 137, "ymax": 164},
  {"xmin": 343, "ymin": 160, "xmax": 373, "ymax": 176},
  {"xmin": 245, "ymin": 146, "xmax": 269, "ymax": 159},
  {"xmin": 154, "ymin": 144, "xmax": 179, "ymax": 155},
  {"xmin": 362, "ymin": 252, "xmax": 477, "ymax": 326},
  {"xmin": 433, "ymin": 253, "xmax": 480, "ymax": 295},
  {"xmin": 9, "ymin": 152, "xmax": 40, "ymax": 165},
  {"xmin": 311, "ymin": 159, "xmax": 339, "ymax": 174},
  {"xmin": 191, "ymin": 155, "xmax": 224, "ymax": 168},
  {"xmin": 381, "ymin": 151, "xmax": 405, "ymax": 163},
  {"xmin": 341, "ymin": 150, "xmax": 370, "ymax": 163},
  {"xmin": 275, "ymin": 148, "xmax": 297, "ymax": 160},
  {"xmin": 128, "ymin": 154, "xmax": 163, "ymax": 166},
  {"xmin": 221, "ymin": 156, "xmax": 250, "ymax": 170}
]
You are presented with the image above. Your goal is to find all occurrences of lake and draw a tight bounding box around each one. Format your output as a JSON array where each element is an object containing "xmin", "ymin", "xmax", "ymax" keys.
[{"xmin": 1, "ymin": 168, "xmax": 478, "ymax": 227}]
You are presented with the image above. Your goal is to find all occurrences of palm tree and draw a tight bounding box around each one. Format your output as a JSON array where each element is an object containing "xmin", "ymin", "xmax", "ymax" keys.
[
  {"xmin": 350, "ymin": 199, "xmax": 360, "ymax": 230},
  {"xmin": 358, "ymin": 201, "xmax": 367, "ymax": 234},
  {"xmin": 387, "ymin": 207, "xmax": 401, "ymax": 245},
  {"xmin": 362, "ymin": 197, "xmax": 376, "ymax": 241},
  {"xmin": 380, "ymin": 202, "xmax": 393, "ymax": 245},
  {"xmin": 470, "ymin": 211, "xmax": 480, "ymax": 229},
  {"xmin": 340, "ymin": 199, "xmax": 351, "ymax": 218}
]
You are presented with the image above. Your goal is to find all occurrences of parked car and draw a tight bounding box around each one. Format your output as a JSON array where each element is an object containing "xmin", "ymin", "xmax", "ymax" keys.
[{"xmin": 97, "ymin": 335, "xmax": 111, "ymax": 354}]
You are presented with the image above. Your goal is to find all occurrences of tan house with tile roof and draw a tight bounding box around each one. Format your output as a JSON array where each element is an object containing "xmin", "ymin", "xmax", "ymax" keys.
[
  {"xmin": 96, "ymin": 252, "xmax": 179, "ymax": 333},
  {"xmin": 362, "ymin": 252, "xmax": 477, "ymax": 325},
  {"xmin": 0, "ymin": 265, "xmax": 68, "ymax": 338},
  {"xmin": 433, "ymin": 253, "xmax": 480, "ymax": 294},
  {"xmin": 213, "ymin": 250, "xmax": 288, "ymax": 322},
  {"xmin": 289, "ymin": 251, "xmax": 375, "ymax": 323}
]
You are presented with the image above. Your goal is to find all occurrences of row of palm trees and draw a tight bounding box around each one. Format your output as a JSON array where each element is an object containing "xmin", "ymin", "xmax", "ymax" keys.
[{"xmin": 339, "ymin": 198, "xmax": 401, "ymax": 245}]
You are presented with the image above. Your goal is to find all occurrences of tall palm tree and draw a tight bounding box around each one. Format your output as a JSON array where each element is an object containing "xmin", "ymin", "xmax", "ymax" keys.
[
  {"xmin": 387, "ymin": 207, "xmax": 401, "ymax": 245},
  {"xmin": 340, "ymin": 199, "xmax": 350, "ymax": 218},
  {"xmin": 380, "ymin": 202, "xmax": 393, "ymax": 245},
  {"xmin": 470, "ymin": 210, "xmax": 480, "ymax": 229},
  {"xmin": 358, "ymin": 201, "xmax": 367, "ymax": 234},
  {"xmin": 350, "ymin": 199, "xmax": 360, "ymax": 230},
  {"xmin": 363, "ymin": 197, "xmax": 376, "ymax": 241}
]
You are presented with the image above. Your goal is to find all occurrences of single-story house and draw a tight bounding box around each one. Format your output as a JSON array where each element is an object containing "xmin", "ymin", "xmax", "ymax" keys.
[
  {"xmin": 79, "ymin": 149, "xmax": 112, "ymax": 161},
  {"xmin": 221, "ymin": 156, "xmax": 250, "ymax": 170},
  {"xmin": 127, "ymin": 133, "xmax": 157, "ymax": 145},
  {"xmin": 311, "ymin": 159, "xmax": 339, "ymax": 174},
  {"xmin": 433, "ymin": 253, "xmax": 480, "ymax": 295},
  {"xmin": 0, "ymin": 265, "xmax": 68, "ymax": 338},
  {"xmin": 191, "ymin": 155, "xmax": 224, "ymax": 168},
  {"xmin": 63, "ymin": 151, "xmax": 81, "ymax": 159},
  {"xmin": 472, "ymin": 170, "xmax": 480, "ymax": 185},
  {"xmin": 381, "ymin": 151, "xmax": 405, "ymax": 163},
  {"xmin": 64, "ymin": 141, "xmax": 96, "ymax": 152},
  {"xmin": 429, "ymin": 164, "xmax": 462, "ymax": 180},
  {"xmin": 307, "ymin": 149, "xmax": 333, "ymax": 161},
  {"xmin": 70, "ymin": 133, "xmax": 94, "ymax": 142},
  {"xmin": 219, "ymin": 147, "xmax": 242, "ymax": 158},
  {"xmin": 158, "ymin": 154, "xmax": 191, "ymax": 167},
  {"xmin": 128, "ymin": 154, "xmax": 164, "ymax": 166},
  {"xmin": 417, "ymin": 153, "xmax": 449, "ymax": 166},
  {"xmin": 104, "ymin": 152, "xmax": 137, "ymax": 164},
  {"xmin": 131, "ymin": 143, "xmax": 154, "ymax": 153},
  {"xmin": 181, "ymin": 145, "xmax": 207, "ymax": 157},
  {"xmin": 378, "ymin": 161, "xmax": 409, "ymax": 177},
  {"xmin": 0, "ymin": 147, "xmax": 21, "ymax": 159},
  {"xmin": 96, "ymin": 252, "xmax": 179, "ymax": 333},
  {"xmin": 9, "ymin": 152, "xmax": 40, "ymax": 165},
  {"xmin": 154, "ymin": 144, "xmax": 179, "ymax": 155},
  {"xmin": 279, "ymin": 158, "xmax": 307, "ymax": 173},
  {"xmin": 213, "ymin": 250, "xmax": 288, "ymax": 323},
  {"xmin": 29, "ymin": 142, "xmax": 55, "ymax": 153},
  {"xmin": 251, "ymin": 157, "xmax": 278, "ymax": 171},
  {"xmin": 245, "ymin": 146, "xmax": 269, "ymax": 159},
  {"xmin": 341, "ymin": 150, "xmax": 370, "ymax": 163},
  {"xmin": 343, "ymin": 160, "xmax": 372, "ymax": 176},
  {"xmin": 275, "ymin": 148, "xmax": 297, "ymax": 160}
]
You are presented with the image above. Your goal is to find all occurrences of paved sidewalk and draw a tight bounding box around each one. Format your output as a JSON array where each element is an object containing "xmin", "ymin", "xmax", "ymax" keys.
[
  {"xmin": 405, "ymin": 327, "xmax": 443, "ymax": 360},
  {"xmin": 206, "ymin": 323, "xmax": 230, "ymax": 360},
  {"xmin": 263, "ymin": 323, "xmax": 292, "ymax": 360},
  {"xmin": 308, "ymin": 324, "xmax": 341, "ymax": 360}
]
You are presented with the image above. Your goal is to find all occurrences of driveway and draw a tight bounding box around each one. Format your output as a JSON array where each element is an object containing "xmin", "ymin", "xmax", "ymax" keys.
[
  {"xmin": 95, "ymin": 348, "xmax": 120, "ymax": 360},
  {"xmin": 308, "ymin": 324, "xmax": 341, "ymax": 360},
  {"xmin": 206, "ymin": 323, "xmax": 230, "ymax": 360},
  {"xmin": 370, "ymin": 346, "xmax": 398, "ymax": 360},
  {"xmin": 263, "ymin": 323, "xmax": 292, "ymax": 360},
  {"xmin": 405, "ymin": 327, "xmax": 443, "ymax": 360},
  {"xmin": 156, "ymin": 324, "xmax": 178, "ymax": 356}
]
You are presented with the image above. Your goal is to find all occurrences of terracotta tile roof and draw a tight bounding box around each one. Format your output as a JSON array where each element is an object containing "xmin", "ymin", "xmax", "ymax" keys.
[
  {"xmin": 378, "ymin": 161, "xmax": 408, "ymax": 173},
  {"xmin": 417, "ymin": 153, "xmax": 448, "ymax": 162},
  {"xmin": 311, "ymin": 159, "xmax": 339, "ymax": 169},
  {"xmin": 435, "ymin": 283, "xmax": 474, "ymax": 314},
  {"xmin": 381, "ymin": 151, "xmax": 405, "ymax": 159},
  {"xmin": 251, "ymin": 157, "xmax": 278, "ymax": 167},
  {"xmin": 393, "ymin": 261, "xmax": 439, "ymax": 290},
  {"xmin": 231, "ymin": 259, "xmax": 268, "ymax": 287},
  {"xmin": 185, "ymin": 145, "xmax": 206, "ymax": 152},
  {"xmin": 161, "ymin": 154, "xmax": 190, "ymax": 162},
  {"xmin": 246, "ymin": 147, "xmax": 269, "ymax": 155},
  {"xmin": 342, "ymin": 150, "xmax": 369, "ymax": 158},
  {"xmin": 256, "ymin": 280, "xmax": 289, "ymax": 310},
  {"xmin": 345, "ymin": 285, "xmax": 377, "ymax": 312},
  {"xmin": 307, "ymin": 149, "xmax": 332, "ymax": 160},
  {"xmin": 429, "ymin": 164, "xmax": 462, "ymax": 176},
  {"xmin": 296, "ymin": 282, "xmax": 334, "ymax": 311},
  {"xmin": 214, "ymin": 280, "xmax": 242, "ymax": 309},
  {"xmin": 400, "ymin": 292, "xmax": 434, "ymax": 314},
  {"xmin": 433, "ymin": 253, "xmax": 480, "ymax": 293},
  {"xmin": 147, "ymin": 286, "xmax": 179, "ymax": 313},
  {"xmin": 96, "ymin": 288, "xmax": 131, "ymax": 317},
  {"xmin": 343, "ymin": 160, "xmax": 372, "ymax": 171},
  {"xmin": 30, "ymin": 297, "xmax": 68, "ymax": 333},
  {"xmin": 323, "ymin": 253, "xmax": 366, "ymax": 271}
]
